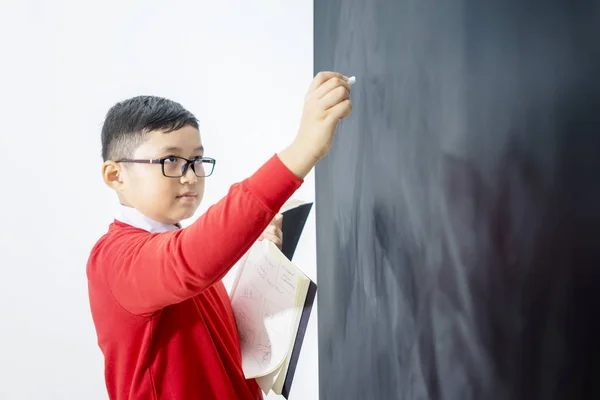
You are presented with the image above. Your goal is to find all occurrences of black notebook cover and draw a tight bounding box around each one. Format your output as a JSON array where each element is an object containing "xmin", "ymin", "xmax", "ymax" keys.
[
  {"xmin": 281, "ymin": 202, "xmax": 313, "ymax": 260},
  {"xmin": 282, "ymin": 280, "xmax": 317, "ymax": 398},
  {"xmin": 278, "ymin": 201, "xmax": 317, "ymax": 399}
]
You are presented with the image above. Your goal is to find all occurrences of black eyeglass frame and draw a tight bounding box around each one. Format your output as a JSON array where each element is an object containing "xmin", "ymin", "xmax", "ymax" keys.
[{"xmin": 116, "ymin": 156, "xmax": 216, "ymax": 178}]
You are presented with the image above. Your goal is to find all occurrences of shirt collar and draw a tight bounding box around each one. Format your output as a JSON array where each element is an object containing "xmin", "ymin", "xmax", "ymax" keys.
[{"xmin": 114, "ymin": 204, "xmax": 180, "ymax": 233}]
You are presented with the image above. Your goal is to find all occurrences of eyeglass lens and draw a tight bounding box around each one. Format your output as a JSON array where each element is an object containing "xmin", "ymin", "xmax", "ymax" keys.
[{"xmin": 163, "ymin": 157, "xmax": 213, "ymax": 177}]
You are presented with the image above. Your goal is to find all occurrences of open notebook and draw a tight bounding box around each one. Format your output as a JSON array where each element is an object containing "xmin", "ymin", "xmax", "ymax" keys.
[{"xmin": 230, "ymin": 200, "xmax": 317, "ymax": 398}]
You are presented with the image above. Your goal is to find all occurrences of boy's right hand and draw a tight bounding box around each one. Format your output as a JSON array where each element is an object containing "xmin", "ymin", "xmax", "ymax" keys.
[{"xmin": 279, "ymin": 71, "xmax": 353, "ymax": 178}]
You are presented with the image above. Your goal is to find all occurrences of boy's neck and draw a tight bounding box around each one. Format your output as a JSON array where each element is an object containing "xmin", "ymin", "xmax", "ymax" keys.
[{"xmin": 115, "ymin": 204, "xmax": 181, "ymax": 232}]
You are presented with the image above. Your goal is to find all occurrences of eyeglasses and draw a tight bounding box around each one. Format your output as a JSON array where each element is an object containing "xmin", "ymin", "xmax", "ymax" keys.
[{"xmin": 116, "ymin": 156, "xmax": 216, "ymax": 178}]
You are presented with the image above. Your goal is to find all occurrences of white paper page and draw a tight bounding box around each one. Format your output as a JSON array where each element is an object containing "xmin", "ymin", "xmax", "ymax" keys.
[
  {"xmin": 230, "ymin": 240, "xmax": 300, "ymax": 379},
  {"xmin": 255, "ymin": 366, "xmax": 282, "ymax": 394}
]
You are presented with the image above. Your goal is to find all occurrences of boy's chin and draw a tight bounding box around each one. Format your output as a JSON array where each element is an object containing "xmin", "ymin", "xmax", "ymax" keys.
[{"xmin": 171, "ymin": 206, "xmax": 199, "ymax": 222}]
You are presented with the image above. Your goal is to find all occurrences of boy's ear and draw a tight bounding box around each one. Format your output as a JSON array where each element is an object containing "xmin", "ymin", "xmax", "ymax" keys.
[{"xmin": 102, "ymin": 161, "xmax": 125, "ymax": 191}]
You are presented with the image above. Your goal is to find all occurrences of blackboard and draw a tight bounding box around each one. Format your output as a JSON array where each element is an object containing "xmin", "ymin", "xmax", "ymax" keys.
[{"xmin": 315, "ymin": 1, "xmax": 600, "ymax": 399}]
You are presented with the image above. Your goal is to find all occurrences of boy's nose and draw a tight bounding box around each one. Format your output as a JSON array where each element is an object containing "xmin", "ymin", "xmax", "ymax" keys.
[{"xmin": 180, "ymin": 166, "xmax": 198, "ymax": 184}]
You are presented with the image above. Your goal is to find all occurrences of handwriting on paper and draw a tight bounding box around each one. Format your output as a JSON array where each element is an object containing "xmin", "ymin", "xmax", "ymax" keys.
[
  {"xmin": 277, "ymin": 264, "xmax": 297, "ymax": 293},
  {"xmin": 230, "ymin": 241, "xmax": 300, "ymax": 378}
]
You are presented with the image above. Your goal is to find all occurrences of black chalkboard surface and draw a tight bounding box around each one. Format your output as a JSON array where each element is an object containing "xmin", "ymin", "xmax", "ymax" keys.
[{"xmin": 315, "ymin": 0, "xmax": 600, "ymax": 399}]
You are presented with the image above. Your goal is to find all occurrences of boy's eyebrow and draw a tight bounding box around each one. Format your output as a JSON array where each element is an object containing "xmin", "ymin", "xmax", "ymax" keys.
[{"xmin": 160, "ymin": 145, "xmax": 204, "ymax": 154}]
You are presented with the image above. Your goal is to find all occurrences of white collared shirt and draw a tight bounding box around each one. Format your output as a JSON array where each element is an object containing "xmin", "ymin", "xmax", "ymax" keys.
[{"xmin": 114, "ymin": 204, "xmax": 180, "ymax": 233}]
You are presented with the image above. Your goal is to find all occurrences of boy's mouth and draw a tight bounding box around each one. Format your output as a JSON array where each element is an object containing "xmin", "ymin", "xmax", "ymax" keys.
[{"xmin": 177, "ymin": 192, "xmax": 197, "ymax": 201}]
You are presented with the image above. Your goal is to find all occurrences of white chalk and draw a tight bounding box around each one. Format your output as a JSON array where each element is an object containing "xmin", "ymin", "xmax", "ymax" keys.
[{"xmin": 348, "ymin": 76, "xmax": 356, "ymax": 86}]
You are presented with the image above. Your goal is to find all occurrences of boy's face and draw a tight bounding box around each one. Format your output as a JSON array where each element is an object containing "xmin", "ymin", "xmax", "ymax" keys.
[{"xmin": 105, "ymin": 126, "xmax": 206, "ymax": 225}]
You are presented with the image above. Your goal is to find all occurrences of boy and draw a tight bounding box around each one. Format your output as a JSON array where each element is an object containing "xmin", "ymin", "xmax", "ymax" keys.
[{"xmin": 87, "ymin": 71, "xmax": 353, "ymax": 399}]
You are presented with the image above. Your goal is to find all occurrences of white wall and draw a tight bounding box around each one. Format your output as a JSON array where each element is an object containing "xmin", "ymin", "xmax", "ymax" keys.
[{"xmin": 0, "ymin": 1, "xmax": 318, "ymax": 399}]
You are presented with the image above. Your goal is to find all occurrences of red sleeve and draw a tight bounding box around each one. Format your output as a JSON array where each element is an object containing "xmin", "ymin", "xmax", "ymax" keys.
[{"xmin": 93, "ymin": 155, "xmax": 303, "ymax": 316}]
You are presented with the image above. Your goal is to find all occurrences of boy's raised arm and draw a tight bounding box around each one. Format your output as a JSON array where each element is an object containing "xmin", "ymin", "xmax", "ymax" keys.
[
  {"xmin": 89, "ymin": 71, "xmax": 353, "ymax": 316},
  {"xmin": 95, "ymin": 155, "xmax": 300, "ymax": 315}
]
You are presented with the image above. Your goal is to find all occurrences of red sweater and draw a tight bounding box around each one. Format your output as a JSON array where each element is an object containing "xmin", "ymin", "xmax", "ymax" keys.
[{"xmin": 87, "ymin": 155, "xmax": 303, "ymax": 400}]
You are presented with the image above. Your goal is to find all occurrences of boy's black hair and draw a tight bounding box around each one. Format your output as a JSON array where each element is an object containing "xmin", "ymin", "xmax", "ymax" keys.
[{"xmin": 101, "ymin": 95, "xmax": 199, "ymax": 161}]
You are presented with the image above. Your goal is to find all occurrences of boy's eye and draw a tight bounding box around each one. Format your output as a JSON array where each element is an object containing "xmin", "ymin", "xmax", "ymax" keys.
[{"xmin": 164, "ymin": 156, "xmax": 179, "ymax": 164}]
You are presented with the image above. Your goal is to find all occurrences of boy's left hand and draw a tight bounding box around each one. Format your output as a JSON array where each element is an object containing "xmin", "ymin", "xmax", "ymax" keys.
[{"xmin": 258, "ymin": 214, "xmax": 283, "ymax": 249}]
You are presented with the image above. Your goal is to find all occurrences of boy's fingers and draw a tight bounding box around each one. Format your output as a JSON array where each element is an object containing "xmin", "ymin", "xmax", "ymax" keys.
[
  {"xmin": 308, "ymin": 71, "xmax": 348, "ymax": 93},
  {"xmin": 326, "ymin": 99, "xmax": 353, "ymax": 122},
  {"xmin": 264, "ymin": 224, "xmax": 283, "ymax": 239},
  {"xmin": 314, "ymin": 76, "xmax": 351, "ymax": 100},
  {"xmin": 263, "ymin": 233, "xmax": 283, "ymax": 247},
  {"xmin": 274, "ymin": 214, "xmax": 283, "ymax": 228},
  {"xmin": 321, "ymin": 85, "xmax": 350, "ymax": 110}
]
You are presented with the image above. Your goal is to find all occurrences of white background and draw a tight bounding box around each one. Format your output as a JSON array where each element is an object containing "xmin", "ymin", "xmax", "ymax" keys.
[{"xmin": 0, "ymin": 1, "xmax": 319, "ymax": 399}]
